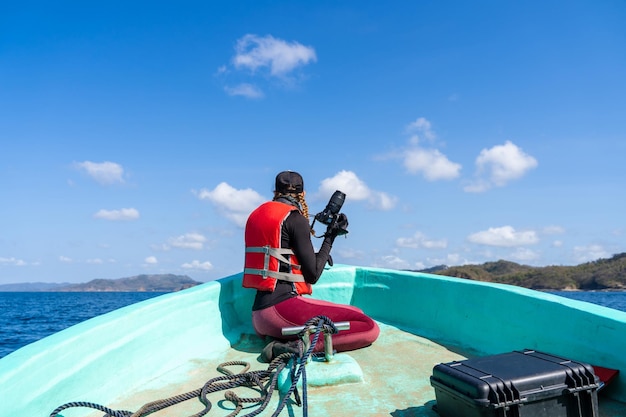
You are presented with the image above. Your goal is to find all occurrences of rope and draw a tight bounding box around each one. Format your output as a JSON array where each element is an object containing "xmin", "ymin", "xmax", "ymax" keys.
[
  {"xmin": 48, "ymin": 315, "xmax": 339, "ymax": 417},
  {"xmin": 271, "ymin": 315, "xmax": 337, "ymax": 417},
  {"xmin": 48, "ymin": 401, "xmax": 133, "ymax": 417}
]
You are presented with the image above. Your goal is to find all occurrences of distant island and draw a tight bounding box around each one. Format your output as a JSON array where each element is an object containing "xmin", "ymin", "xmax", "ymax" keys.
[
  {"xmin": 418, "ymin": 252, "xmax": 626, "ymax": 291},
  {"xmin": 3, "ymin": 253, "xmax": 626, "ymax": 292},
  {"xmin": 0, "ymin": 274, "xmax": 202, "ymax": 292}
]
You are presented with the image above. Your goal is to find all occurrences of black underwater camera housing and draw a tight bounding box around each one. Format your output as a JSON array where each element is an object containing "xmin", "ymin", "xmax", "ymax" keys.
[{"xmin": 312, "ymin": 190, "xmax": 348, "ymax": 237}]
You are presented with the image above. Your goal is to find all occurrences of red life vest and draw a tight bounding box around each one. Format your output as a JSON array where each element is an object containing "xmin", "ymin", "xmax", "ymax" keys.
[{"xmin": 243, "ymin": 201, "xmax": 312, "ymax": 295}]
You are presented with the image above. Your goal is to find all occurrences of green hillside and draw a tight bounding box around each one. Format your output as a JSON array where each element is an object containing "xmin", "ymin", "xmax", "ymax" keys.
[
  {"xmin": 423, "ymin": 253, "xmax": 626, "ymax": 290},
  {"xmin": 58, "ymin": 274, "xmax": 201, "ymax": 292}
]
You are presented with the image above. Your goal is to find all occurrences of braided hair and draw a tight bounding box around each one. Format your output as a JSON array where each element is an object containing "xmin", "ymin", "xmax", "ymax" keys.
[{"xmin": 273, "ymin": 191, "xmax": 314, "ymax": 235}]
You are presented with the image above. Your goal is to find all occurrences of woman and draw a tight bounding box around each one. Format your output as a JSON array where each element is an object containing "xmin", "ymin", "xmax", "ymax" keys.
[{"xmin": 243, "ymin": 171, "xmax": 379, "ymax": 362}]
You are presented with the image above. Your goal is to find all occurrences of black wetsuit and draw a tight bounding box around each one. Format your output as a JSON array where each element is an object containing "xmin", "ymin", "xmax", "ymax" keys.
[{"xmin": 252, "ymin": 198, "xmax": 334, "ymax": 311}]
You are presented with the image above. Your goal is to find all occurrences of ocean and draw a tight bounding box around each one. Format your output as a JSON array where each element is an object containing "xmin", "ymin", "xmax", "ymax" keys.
[
  {"xmin": 549, "ymin": 290, "xmax": 626, "ymax": 312},
  {"xmin": 1, "ymin": 290, "xmax": 626, "ymax": 359},
  {"xmin": 0, "ymin": 292, "xmax": 166, "ymax": 359}
]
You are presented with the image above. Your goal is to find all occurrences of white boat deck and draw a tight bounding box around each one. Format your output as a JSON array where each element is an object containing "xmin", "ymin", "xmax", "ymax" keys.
[{"xmin": 91, "ymin": 322, "xmax": 625, "ymax": 417}]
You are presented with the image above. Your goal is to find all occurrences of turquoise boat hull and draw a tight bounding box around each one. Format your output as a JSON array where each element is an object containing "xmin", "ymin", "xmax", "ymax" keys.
[{"xmin": 1, "ymin": 265, "xmax": 625, "ymax": 416}]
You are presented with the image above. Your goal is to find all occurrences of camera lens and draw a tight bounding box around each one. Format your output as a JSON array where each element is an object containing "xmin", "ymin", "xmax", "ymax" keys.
[{"xmin": 327, "ymin": 191, "xmax": 345, "ymax": 215}]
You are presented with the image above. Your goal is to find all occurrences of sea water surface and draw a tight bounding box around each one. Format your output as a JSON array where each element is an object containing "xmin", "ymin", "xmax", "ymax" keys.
[
  {"xmin": 1, "ymin": 290, "xmax": 626, "ymax": 359},
  {"xmin": 0, "ymin": 292, "xmax": 166, "ymax": 359},
  {"xmin": 549, "ymin": 290, "xmax": 626, "ymax": 313}
]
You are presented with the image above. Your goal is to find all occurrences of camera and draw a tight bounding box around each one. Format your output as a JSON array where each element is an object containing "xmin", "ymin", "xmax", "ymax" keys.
[
  {"xmin": 314, "ymin": 190, "xmax": 345, "ymax": 226},
  {"xmin": 311, "ymin": 190, "xmax": 348, "ymax": 237}
]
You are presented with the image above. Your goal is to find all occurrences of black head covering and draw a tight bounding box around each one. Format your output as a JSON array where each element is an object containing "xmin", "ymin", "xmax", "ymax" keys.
[{"xmin": 275, "ymin": 171, "xmax": 304, "ymax": 193}]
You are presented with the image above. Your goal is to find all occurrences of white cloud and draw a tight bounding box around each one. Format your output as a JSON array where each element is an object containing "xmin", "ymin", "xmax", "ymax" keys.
[
  {"xmin": 168, "ymin": 233, "xmax": 207, "ymax": 250},
  {"xmin": 0, "ymin": 257, "xmax": 27, "ymax": 266},
  {"xmin": 369, "ymin": 191, "xmax": 397, "ymax": 211},
  {"xmin": 411, "ymin": 261, "xmax": 427, "ymax": 270},
  {"xmin": 389, "ymin": 117, "xmax": 462, "ymax": 181},
  {"xmin": 195, "ymin": 182, "xmax": 265, "ymax": 227},
  {"xmin": 573, "ymin": 245, "xmax": 610, "ymax": 263},
  {"xmin": 319, "ymin": 170, "xmax": 369, "ymax": 200},
  {"xmin": 86, "ymin": 258, "xmax": 103, "ymax": 264},
  {"xmin": 509, "ymin": 247, "xmax": 540, "ymax": 262},
  {"xmin": 94, "ymin": 208, "xmax": 140, "ymax": 221},
  {"xmin": 375, "ymin": 255, "xmax": 412, "ymax": 270},
  {"xmin": 233, "ymin": 34, "xmax": 317, "ymax": 76},
  {"xmin": 464, "ymin": 141, "xmax": 537, "ymax": 192},
  {"xmin": 218, "ymin": 34, "xmax": 317, "ymax": 98},
  {"xmin": 542, "ymin": 225, "xmax": 565, "ymax": 235},
  {"xmin": 181, "ymin": 260, "xmax": 214, "ymax": 271},
  {"xmin": 467, "ymin": 226, "xmax": 539, "ymax": 247},
  {"xmin": 427, "ymin": 253, "xmax": 473, "ymax": 267},
  {"xmin": 404, "ymin": 148, "xmax": 461, "ymax": 181},
  {"xmin": 145, "ymin": 256, "xmax": 158, "ymax": 264},
  {"xmin": 335, "ymin": 248, "xmax": 366, "ymax": 260},
  {"xmin": 374, "ymin": 252, "xmax": 428, "ymax": 270},
  {"xmin": 462, "ymin": 179, "xmax": 491, "ymax": 193},
  {"xmin": 74, "ymin": 161, "xmax": 125, "ymax": 185},
  {"xmin": 405, "ymin": 117, "xmax": 436, "ymax": 142},
  {"xmin": 224, "ymin": 83, "xmax": 264, "ymax": 99},
  {"xmin": 59, "ymin": 256, "xmax": 73, "ymax": 263},
  {"xmin": 396, "ymin": 231, "xmax": 447, "ymax": 249},
  {"xmin": 318, "ymin": 170, "xmax": 397, "ymax": 211}
]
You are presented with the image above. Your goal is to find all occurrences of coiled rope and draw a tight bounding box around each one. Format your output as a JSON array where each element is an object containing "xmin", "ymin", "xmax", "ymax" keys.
[{"xmin": 49, "ymin": 315, "xmax": 339, "ymax": 417}]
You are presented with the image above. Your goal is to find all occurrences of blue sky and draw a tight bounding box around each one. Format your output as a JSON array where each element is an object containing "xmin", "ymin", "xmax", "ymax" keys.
[{"xmin": 1, "ymin": 1, "xmax": 625, "ymax": 284}]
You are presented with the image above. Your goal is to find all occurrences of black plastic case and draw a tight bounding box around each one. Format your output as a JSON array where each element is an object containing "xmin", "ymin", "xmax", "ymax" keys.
[{"xmin": 430, "ymin": 349, "xmax": 599, "ymax": 417}]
